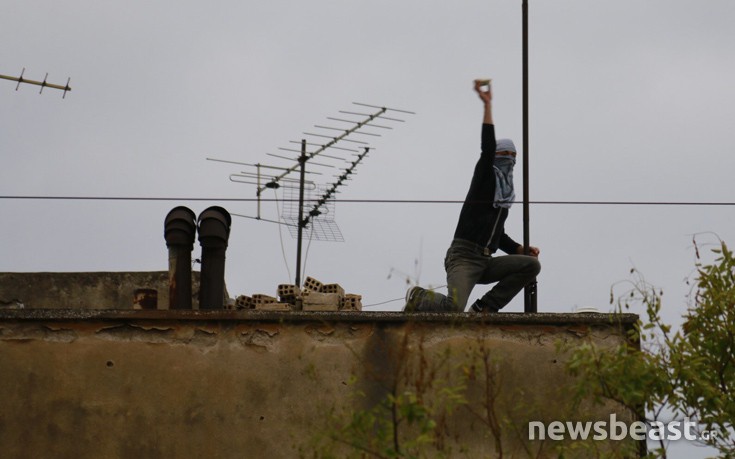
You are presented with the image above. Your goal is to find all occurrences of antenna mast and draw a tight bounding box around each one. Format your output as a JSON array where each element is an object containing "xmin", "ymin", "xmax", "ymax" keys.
[
  {"xmin": 209, "ymin": 102, "xmax": 414, "ymax": 286},
  {"xmin": 1, "ymin": 68, "xmax": 72, "ymax": 98}
]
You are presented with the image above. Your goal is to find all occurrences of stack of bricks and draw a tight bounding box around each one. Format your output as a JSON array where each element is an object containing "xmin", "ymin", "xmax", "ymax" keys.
[
  {"xmin": 302, "ymin": 277, "xmax": 341, "ymax": 311},
  {"xmin": 302, "ymin": 290, "xmax": 340, "ymax": 311},
  {"xmin": 233, "ymin": 276, "xmax": 363, "ymax": 313},
  {"xmin": 252, "ymin": 293, "xmax": 291, "ymax": 311},
  {"xmin": 321, "ymin": 283, "xmax": 345, "ymax": 297},
  {"xmin": 340, "ymin": 294, "xmax": 362, "ymax": 311},
  {"xmin": 277, "ymin": 284, "xmax": 302, "ymax": 310},
  {"xmin": 235, "ymin": 295, "xmax": 255, "ymax": 310},
  {"xmin": 302, "ymin": 276, "xmax": 324, "ymax": 294}
]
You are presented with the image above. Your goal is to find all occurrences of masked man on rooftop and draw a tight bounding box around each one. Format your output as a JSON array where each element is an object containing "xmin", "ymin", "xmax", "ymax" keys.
[{"xmin": 404, "ymin": 79, "xmax": 540, "ymax": 313}]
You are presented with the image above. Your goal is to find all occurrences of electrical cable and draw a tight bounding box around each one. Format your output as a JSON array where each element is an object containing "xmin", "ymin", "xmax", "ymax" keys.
[
  {"xmin": 361, "ymin": 297, "xmax": 404, "ymax": 308},
  {"xmin": 2, "ymin": 195, "xmax": 735, "ymax": 206},
  {"xmin": 273, "ymin": 189, "xmax": 292, "ymax": 283},
  {"xmin": 301, "ymin": 223, "xmax": 316, "ymax": 281}
]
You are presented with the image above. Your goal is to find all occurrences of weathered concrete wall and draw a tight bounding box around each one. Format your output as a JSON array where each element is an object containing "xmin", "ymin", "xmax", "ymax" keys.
[
  {"xmin": 0, "ymin": 310, "xmax": 640, "ymax": 459},
  {"xmin": 0, "ymin": 272, "xmax": 202, "ymax": 310}
]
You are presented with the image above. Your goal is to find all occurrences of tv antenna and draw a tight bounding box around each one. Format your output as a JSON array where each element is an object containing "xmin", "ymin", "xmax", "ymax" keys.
[
  {"xmin": 208, "ymin": 102, "xmax": 414, "ymax": 286},
  {"xmin": 1, "ymin": 68, "xmax": 72, "ymax": 98}
]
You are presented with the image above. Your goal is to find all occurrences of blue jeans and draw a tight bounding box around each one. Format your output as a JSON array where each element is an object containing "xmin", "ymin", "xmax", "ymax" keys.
[{"xmin": 414, "ymin": 239, "xmax": 541, "ymax": 312}]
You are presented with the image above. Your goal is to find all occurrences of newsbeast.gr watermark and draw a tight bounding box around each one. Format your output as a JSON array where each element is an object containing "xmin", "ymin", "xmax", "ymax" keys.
[{"xmin": 528, "ymin": 415, "xmax": 719, "ymax": 442}]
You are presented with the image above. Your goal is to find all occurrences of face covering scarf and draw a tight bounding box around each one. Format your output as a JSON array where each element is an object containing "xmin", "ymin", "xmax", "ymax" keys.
[
  {"xmin": 492, "ymin": 138, "xmax": 516, "ymax": 208},
  {"xmin": 492, "ymin": 154, "xmax": 516, "ymax": 208}
]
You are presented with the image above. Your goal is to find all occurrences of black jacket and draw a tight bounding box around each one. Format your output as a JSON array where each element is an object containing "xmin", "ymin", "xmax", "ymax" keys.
[{"xmin": 452, "ymin": 124, "xmax": 520, "ymax": 254}]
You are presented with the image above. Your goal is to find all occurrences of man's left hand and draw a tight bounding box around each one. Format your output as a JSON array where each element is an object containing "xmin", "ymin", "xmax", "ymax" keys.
[{"xmin": 517, "ymin": 246, "xmax": 540, "ymax": 257}]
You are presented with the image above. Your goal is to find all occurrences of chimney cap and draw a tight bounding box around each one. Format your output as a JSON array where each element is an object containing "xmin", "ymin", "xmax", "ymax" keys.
[
  {"xmin": 197, "ymin": 206, "xmax": 231, "ymax": 245},
  {"xmin": 164, "ymin": 206, "xmax": 196, "ymax": 246}
]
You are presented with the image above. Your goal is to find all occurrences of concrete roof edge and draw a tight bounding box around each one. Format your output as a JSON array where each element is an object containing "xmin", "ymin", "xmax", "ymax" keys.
[{"xmin": 0, "ymin": 309, "xmax": 639, "ymax": 326}]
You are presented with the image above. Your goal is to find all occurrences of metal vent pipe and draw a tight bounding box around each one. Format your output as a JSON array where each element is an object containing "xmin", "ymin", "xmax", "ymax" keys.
[
  {"xmin": 197, "ymin": 206, "xmax": 231, "ymax": 309},
  {"xmin": 164, "ymin": 206, "xmax": 197, "ymax": 310}
]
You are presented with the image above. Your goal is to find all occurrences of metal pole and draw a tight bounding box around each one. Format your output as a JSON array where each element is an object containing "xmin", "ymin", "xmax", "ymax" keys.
[
  {"xmin": 256, "ymin": 164, "xmax": 262, "ymax": 219},
  {"xmin": 522, "ymin": 0, "xmax": 538, "ymax": 313},
  {"xmin": 295, "ymin": 139, "xmax": 307, "ymax": 287}
]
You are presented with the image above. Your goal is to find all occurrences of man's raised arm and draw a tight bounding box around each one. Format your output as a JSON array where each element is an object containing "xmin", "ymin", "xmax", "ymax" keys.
[{"xmin": 474, "ymin": 79, "xmax": 493, "ymax": 125}]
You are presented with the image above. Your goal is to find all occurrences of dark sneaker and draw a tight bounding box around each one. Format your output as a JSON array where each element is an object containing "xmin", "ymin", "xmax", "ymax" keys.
[
  {"xmin": 470, "ymin": 300, "xmax": 500, "ymax": 313},
  {"xmin": 403, "ymin": 286, "xmax": 425, "ymax": 312}
]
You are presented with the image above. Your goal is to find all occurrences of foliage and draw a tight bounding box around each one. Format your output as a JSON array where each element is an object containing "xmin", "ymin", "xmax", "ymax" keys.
[
  {"xmin": 566, "ymin": 239, "xmax": 735, "ymax": 458},
  {"xmin": 319, "ymin": 385, "xmax": 456, "ymax": 459},
  {"xmin": 300, "ymin": 330, "xmax": 543, "ymax": 459},
  {"xmin": 301, "ymin": 333, "xmax": 469, "ymax": 459},
  {"xmin": 301, "ymin": 240, "xmax": 735, "ymax": 458}
]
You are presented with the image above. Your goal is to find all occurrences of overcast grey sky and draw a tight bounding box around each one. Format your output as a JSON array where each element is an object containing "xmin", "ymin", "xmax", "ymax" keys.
[
  {"xmin": 2, "ymin": 0, "xmax": 734, "ymax": 318},
  {"xmin": 2, "ymin": 1, "xmax": 733, "ymax": 455}
]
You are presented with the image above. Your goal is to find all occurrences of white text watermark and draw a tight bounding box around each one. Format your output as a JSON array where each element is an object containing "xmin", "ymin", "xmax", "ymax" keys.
[{"xmin": 528, "ymin": 415, "xmax": 718, "ymax": 442}]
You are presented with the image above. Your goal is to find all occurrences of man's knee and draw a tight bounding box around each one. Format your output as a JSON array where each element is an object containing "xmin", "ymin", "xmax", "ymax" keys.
[{"xmin": 523, "ymin": 257, "xmax": 541, "ymax": 277}]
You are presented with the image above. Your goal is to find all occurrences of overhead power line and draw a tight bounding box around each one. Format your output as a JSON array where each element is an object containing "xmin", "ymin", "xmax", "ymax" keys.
[{"xmin": 1, "ymin": 195, "xmax": 735, "ymax": 207}]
